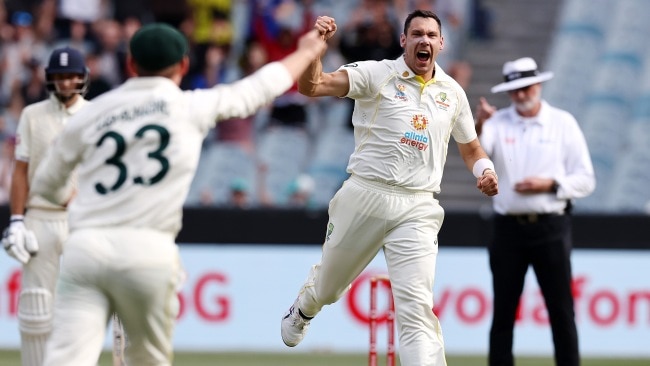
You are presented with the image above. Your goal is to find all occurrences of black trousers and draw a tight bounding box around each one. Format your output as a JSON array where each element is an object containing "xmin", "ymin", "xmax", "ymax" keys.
[{"xmin": 488, "ymin": 214, "xmax": 579, "ymax": 366}]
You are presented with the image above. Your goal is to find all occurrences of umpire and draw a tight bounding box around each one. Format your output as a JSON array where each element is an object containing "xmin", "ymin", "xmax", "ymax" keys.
[{"xmin": 475, "ymin": 57, "xmax": 596, "ymax": 366}]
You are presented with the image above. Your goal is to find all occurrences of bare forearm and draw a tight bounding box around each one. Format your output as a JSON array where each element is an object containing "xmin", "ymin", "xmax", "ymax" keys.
[
  {"xmin": 279, "ymin": 29, "xmax": 326, "ymax": 82},
  {"xmin": 459, "ymin": 142, "xmax": 489, "ymax": 172},
  {"xmin": 298, "ymin": 57, "xmax": 323, "ymax": 97},
  {"xmin": 9, "ymin": 162, "xmax": 28, "ymax": 215}
]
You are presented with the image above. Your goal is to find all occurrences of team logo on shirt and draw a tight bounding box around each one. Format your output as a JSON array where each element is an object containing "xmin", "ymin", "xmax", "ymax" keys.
[
  {"xmin": 435, "ymin": 92, "xmax": 450, "ymax": 111},
  {"xmin": 394, "ymin": 84, "xmax": 408, "ymax": 102},
  {"xmin": 411, "ymin": 114, "xmax": 428, "ymax": 131},
  {"xmin": 400, "ymin": 131, "xmax": 429, "ymax": 151},
  {"xmin": 325, "ymin": 222, "xmax": 334, "ymax": 241},
  {"xmin": 400, "ymin": 114, "xmax": 429, "ymax": 150}
]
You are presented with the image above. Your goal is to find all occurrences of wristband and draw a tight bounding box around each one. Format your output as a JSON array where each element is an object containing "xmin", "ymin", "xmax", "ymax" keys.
[
  {"xmin": 472, "ymin": 158, "xmax": 495, "ymax": 178},
  {"xmin": 9, "ymin": 215, "xmax": 24, "ymax": 223}
]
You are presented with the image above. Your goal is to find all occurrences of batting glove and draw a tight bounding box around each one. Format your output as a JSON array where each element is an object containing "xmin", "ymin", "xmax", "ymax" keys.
[{"xmin": 2, "ymin": 215, "xmax": 39, "ymax": 264}]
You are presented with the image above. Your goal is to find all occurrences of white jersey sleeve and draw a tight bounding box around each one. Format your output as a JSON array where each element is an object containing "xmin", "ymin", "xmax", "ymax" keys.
[
  {"xmin": 448, "ymin": 82, "xmax": 478, "ymax": 145},
  {"xmin": 14, "ymin": 108, "xmax": 32, "ymax": 162},
  {"xmin": 32, "ymin": 61, "xmax": 296, "ymax": 236},
  {"xmin": 188, "ymin": 62, "xmax": 293, "ymax": 129}
]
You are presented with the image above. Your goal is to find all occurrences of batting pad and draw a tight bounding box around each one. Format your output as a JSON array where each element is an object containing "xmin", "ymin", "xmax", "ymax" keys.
[{"xmin": 18, "ymin": 288, "xmax": 53, "ymax": 335}]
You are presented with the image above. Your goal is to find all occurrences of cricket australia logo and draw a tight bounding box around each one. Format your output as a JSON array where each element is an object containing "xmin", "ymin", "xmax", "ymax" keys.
[
  {"xmin": 411, "ymin": 114, "xmax": 428, "ymax": 131},
  {"xmin": 435, "ymin": 92, "xmax": 450, "ymax": 111},
  {"xmin": 325, "ymin": 222, "xmax": 334, "ymax": 241},
  {"xmin": 394, "ymin": 84, "xmax": 408, "ymax": 102}
]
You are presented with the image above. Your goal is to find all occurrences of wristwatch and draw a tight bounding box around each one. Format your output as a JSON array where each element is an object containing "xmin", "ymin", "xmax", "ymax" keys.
[{"xmin": 550, "ymin": 180, "xmax": 560, "ymax": 193}]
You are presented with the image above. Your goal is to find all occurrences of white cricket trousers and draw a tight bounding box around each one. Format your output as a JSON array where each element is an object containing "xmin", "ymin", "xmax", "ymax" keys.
[
  {"xmin": 43, "ymin": 227, "xmax": 183, "ymax": 366},
  {"xmin": 296, "ymin": 175, "xmax": 447, "ymax": 366},
  {"xmin": 20, "ymin": 209, "xmax": 67, "ymax": 366}
]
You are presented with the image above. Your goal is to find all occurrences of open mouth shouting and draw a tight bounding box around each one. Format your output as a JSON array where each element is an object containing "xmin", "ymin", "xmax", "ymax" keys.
[{"xmin": 416, "ymin": 49, "xmax": 431, "ymax": 65}]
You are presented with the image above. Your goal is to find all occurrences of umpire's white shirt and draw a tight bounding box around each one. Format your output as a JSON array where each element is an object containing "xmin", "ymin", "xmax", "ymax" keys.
[
  {"xmin": 32, "ymin": 62, "xmax": 293, "ymax": 236},
  {"xmin": 479, "ymin": 101, "xmax": 596, "ymax": 214},
  {"xmin": 15, "ymin": 94, "xmax": 89, "ymax": 211},
  {"xmin": 342, "ymin": 56, "xmax": 477, "ymax": 193}
]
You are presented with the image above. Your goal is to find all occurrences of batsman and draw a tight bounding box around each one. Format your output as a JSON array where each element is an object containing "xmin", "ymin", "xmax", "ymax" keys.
[{"xmin": 1, "ymin": 46, "xmax": 90, "ymax": 366}]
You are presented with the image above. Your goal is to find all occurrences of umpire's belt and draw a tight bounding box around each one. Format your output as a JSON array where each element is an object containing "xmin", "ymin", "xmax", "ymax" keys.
[{"xmin": 501, "ymin": 212, "xmax": 563, "ymax": 224}]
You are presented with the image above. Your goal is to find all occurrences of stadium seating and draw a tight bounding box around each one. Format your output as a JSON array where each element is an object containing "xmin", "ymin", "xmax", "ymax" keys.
[{"xmin": 545, "ymin": 0, "xmax": 650, "ymax": 213}]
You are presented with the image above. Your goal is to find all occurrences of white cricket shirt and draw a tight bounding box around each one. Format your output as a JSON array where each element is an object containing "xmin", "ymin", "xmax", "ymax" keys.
[
  {"xmin": 15, "ymin": 95, "xmax": 89, "ymax": 211},
  {"xmin": 32, "ymin": 62, "xmax": 293, "ymax": 235},
  {"xmin": 342, "ymin": 56, "xmax": 477, "ymax": 193},
  {"xmin": 479, "ymin": 101, "xmax": 596, "ymax": 214}
]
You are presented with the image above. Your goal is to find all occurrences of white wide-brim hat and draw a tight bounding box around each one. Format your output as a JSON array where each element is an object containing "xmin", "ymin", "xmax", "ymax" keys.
[{"xmin": 490, "ymin": 57, "xmax": 554, "ymax": 93}]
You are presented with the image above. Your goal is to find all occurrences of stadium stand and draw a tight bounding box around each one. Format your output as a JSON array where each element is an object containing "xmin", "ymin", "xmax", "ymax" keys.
[{"xmin": 3, "ymin": 0, "xmax": 649, "ymax": 213}]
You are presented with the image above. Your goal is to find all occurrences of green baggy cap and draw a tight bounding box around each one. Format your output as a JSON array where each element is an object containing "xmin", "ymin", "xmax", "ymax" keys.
[{"xmin": 129, "ymin": 23, "xmax": 189, "ymax": 72}]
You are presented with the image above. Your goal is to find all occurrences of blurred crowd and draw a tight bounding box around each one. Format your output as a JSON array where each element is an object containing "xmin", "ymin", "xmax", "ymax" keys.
[{"xmin": 0, "ymin": 0, "xmax": 492, "ymax": 208}]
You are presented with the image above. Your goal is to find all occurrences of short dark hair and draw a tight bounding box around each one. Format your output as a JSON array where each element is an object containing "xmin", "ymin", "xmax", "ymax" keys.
[{"xmin": 403, "ymin": 10, "xmax": 442, "ymax": 35}]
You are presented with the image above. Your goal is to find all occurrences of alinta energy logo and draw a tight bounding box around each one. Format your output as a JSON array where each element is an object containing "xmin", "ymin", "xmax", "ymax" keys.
[{"xmin": 400, "ymin": 114, "xmax": 429, "ymax": 151}]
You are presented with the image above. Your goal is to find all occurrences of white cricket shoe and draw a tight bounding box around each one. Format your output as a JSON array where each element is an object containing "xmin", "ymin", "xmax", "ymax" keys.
[{"xmin": 281, "ymin": 299, "xmax": 311, "ymax": 347}]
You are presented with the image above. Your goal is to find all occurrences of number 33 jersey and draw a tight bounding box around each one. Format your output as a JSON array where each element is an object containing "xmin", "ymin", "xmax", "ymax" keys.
[{"xmin": 32, "ymin": 63, "xmax": 293, "ymax": 236}]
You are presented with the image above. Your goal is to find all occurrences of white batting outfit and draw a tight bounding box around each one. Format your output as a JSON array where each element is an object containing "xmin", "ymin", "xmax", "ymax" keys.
[
  {"xmin": 14, "ymin": 94, "xmax": 88, "ymax": 365},
  {"xmin": 31, "ymin": 60, "xmax": 295, "ymax": 366},
  {"xmin": 293, "ymin": 57, "xmax": 477, "ymax": 366}
]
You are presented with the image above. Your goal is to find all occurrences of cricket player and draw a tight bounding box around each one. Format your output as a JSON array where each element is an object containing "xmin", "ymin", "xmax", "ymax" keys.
[
  {"xmin": 281, "ymin": 11, "xmax": 498, "ymax": 366},
  {"xmin": 31, "ymin": 23, "xmax": 326, "ymax": 365},
  {"xmin": 1, "ymin": 46, "xmax": 89, "ymax": 366}
]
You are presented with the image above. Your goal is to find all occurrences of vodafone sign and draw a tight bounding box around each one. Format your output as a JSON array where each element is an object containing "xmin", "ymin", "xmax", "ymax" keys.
[{"xmin": 1, "ymin": 245, "xmax": 648, "ymax": 357}]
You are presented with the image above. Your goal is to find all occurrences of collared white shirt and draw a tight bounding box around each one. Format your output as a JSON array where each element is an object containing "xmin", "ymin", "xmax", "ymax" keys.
[
  {"xmin": 341, "ymin": 56, "xmax": 477, "ymax": 193},
  {"xmin": 15, "ymin": 94, "xmax": 89, "ymax": 211},
  {"xmin": 480, "ymin": 100, "xmax": 596, "ymax": 214}
]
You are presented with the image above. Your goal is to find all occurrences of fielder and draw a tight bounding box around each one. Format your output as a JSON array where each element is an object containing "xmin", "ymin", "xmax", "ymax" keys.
[
  {"xmin": 1, "ymin": 46, "xmax": 90, "ymax": 366},
  {"xmin": 31, "ymin": 23, "xmax": 326, "ymax": 365}
]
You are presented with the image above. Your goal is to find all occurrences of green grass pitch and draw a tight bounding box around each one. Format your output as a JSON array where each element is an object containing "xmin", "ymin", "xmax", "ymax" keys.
[{"xmin": 0, "ymin": 350, "xmax": 648, "ymax": 366}]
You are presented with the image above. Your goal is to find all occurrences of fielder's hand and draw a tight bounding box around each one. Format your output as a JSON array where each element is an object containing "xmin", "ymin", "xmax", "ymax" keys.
[
  {"xmin": 2, "ymin": 217, "xmax": 39, "ymax": 264},
  {"xmin": 314, "ymin": 16, "xmax": 337, "ymax": 41}
]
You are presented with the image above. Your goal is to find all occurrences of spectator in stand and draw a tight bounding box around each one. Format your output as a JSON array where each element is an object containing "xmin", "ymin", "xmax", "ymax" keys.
[
  {"xmin": 148, "ymin": 0, "xmax": 190, "ymax": 29},
  {"xmin": 51, "ymin": 19, "xmax": 95, "ymax": 56},
  {"xmin": 215, "ymin": 38, "xmax": 270, "ymax": 153},
  {"xmin": 338, "ymin": 0, "xmax": 402, "ymax": 129},
  {"xmin": 91, "ymin": 19, "xmax": 127, "ymax": 87},
  {"xmin": 84, "ymin": 49, "xmax": 112, "ymax": 100},
  {"xmin": 1, "ymin": 11, "xmax": 45, "ymax": 103},
  {"xmin": 187, "ymin": 0, "xmax": 233, "ymax": 47},
  {"xmin": 1, "ymin": 91, "xmax": 25, "ymax": 136},
  {"xmin": 250, "ymin": 0, "xmax": 315, "ymax": 130},
  {"xmin": 339, "ymin": 0, "xmax": 402, "ymax": 63},
  {"xmin": 56, "ymin": 0, "xmax": 106, "ymax": 27},
  {"xmin": 228, "ymin": 178, "xmax": 251, "ymax": 209},
  {"xmin": 20, "ymin": 57, "xmax": 48, "ymax": 106},
  {"xmin": 186, "ymin": 43, "xmax": 229, "ymax": 89},
  {"xmin": 0, "ymin": 136, "xmax": 15, "ymax": 205},
  {"xmin": 286, "ymin": 174, "xmax": 315, "ymax": 208}
]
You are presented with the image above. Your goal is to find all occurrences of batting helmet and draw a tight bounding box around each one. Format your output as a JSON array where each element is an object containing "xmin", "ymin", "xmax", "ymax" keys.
[{"xmin": 45, "ymin": 46, "xmax": 89, "ymax": 98}]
